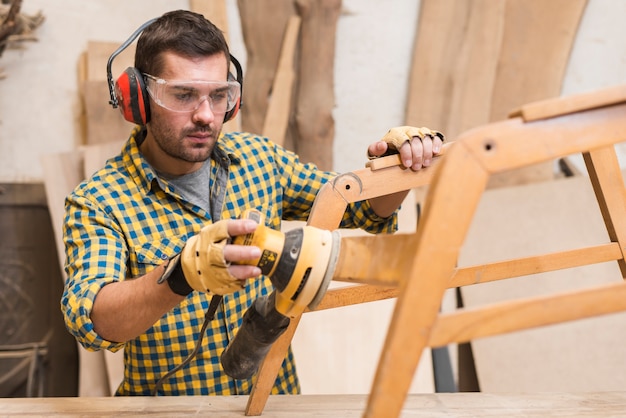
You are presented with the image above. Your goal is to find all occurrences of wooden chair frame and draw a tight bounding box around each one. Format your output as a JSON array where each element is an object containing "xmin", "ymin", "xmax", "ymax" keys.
[{"xmin": 245, "ymin": 84, "xmax": 626, "ymax": 417}]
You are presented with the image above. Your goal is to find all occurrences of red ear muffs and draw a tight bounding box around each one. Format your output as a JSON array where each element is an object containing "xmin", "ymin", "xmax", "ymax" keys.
[{"xmin": 114, "ymin": 67, "xmax": 150, "ymax": 125}]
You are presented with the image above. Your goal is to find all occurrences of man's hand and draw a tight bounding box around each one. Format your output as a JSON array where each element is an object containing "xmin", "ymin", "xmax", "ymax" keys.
[
  {"xmin": 174, "ymin": 218, "xmax": 262, "ymax": 295},
  {"xmin": 368, "ymin": 126, "xmax": 444, "ymax": 171}
]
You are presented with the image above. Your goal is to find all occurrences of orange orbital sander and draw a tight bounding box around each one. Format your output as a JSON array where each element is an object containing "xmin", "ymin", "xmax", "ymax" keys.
[{"xmin": 220, "ymin": 209, "xmax": 341, "ymax": 379}]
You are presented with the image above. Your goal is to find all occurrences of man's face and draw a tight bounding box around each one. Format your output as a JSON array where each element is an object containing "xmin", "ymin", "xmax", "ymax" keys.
[{"xmin": 143, "ymin": 51, "xmax": 231, "ymax": 176}]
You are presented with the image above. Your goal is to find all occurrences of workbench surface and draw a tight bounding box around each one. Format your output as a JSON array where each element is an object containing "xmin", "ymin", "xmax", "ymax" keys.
[{"xmin": 1, "ymin": 392, "xmax": 625, "ymax": 417}]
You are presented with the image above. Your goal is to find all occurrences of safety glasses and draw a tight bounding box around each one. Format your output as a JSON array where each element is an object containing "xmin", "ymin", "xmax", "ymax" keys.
[{"xmin": 144, "ymin": 74, "xmax": 240, "ymax": 114}]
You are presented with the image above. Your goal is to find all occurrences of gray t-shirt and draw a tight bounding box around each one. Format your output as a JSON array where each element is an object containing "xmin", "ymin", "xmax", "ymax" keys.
[{"xmin": 157, "ymin": 160, "xmax": 211, "ymax": 213}]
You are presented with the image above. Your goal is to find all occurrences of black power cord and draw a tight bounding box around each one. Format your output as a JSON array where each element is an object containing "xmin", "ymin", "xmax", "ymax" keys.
[{"xmin": 151, "ymin": 295, "xmax": 222, "ymax": 396}]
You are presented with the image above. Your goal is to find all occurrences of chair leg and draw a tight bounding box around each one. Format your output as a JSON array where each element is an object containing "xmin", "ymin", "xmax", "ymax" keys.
[
  {"xmin": 245, "ymin": 315, "xmax": 302, "ymax": 416},
  {"xmin": 364, "ymin": 141, "xmax": 489, "ymax": 418}
]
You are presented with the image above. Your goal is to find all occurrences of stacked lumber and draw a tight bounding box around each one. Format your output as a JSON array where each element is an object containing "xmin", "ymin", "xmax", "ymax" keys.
[{"xmin": 405, "ymin": 0, "xmax": 587, "ymax": 188}]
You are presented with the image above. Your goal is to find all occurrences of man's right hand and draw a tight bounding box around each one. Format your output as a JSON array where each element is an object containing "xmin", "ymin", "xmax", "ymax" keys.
[{"xmin": 163, "ymin": 218, "xmax": 262, "ymax": 296}]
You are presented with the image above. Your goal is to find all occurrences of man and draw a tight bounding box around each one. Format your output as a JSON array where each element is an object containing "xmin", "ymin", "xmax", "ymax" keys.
[{"xmin": 61, "ymin": 10, "xmax": 443, "ymax": 396}]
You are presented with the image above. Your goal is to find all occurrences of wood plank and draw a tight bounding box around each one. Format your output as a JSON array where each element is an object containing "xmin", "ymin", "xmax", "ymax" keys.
[
  {"xmin": 81, "ymin": 41, "xmax": 135, "ymax": 145},
  {"xmin": 449, "ymin": 243, "xmax": 623, "ymax": 288},
  {"xmin": 431, "ymin": 281, "xmax": 626, "ymax": 347},
  {"xmin": 293, "ymin": 0, "xmax": 341, "ymax": 169},
  {"xmin": 237, "ymin": 0, "xmax": 296, "ymax": 135},
  {"xmin": 40, "ymin": 152, "xmax": 84, "ymax": 272},
  {"xmin": 510, "ymin": 84, "xmax": 626, "ymax": 122},
  {"xmin": 245, "ymin": 316, "xmax": 301, "ymax": 415},
  {"xmin": 406, "ymin": 1, "xmax": 587, "ymax": 188},
  {"xmin": 261, "ymin": 15, "xmax": 300, "ymax": 146},
  {"xmin": 458, "ymin": 103, "xmax": 626, "ymax": 175},
  {"xmin": 189, "ymin": 0, "xmax": 229, "ymax": 42},
  {"xmin": 583, "ymin": 147, "xmax": 626, "ymax": 276},
  {"xmin": 310, "ymin": 285, "xmax": 398, "ymax": 311},
  {"xmin": 489, "ymin": 0, "xmax": 588, "ymax": 121},
  {"xmin": 295, "ymin": 241, "xmax": 622, "ymax": 313},
  {"xmin": 2, "ymin": 393, "xmax": 626, "ymax": 417},
  {"xmin": 405, "ymin": 0, "xmax": 504, "ymax": 139},
  {"xmin": 330, "ymin": 242, "xmax": 622, "ymax": 288},
  {"xmin": 487, "ymin": 0, "xmax": 587, "ymax": 188},
  {"xmin": 82, "ymin": 80, "xmax": 134, "ymax": 145},
  {"xmin": 86, "ymin": 40, "xmax": 134, "ymax": 83}
]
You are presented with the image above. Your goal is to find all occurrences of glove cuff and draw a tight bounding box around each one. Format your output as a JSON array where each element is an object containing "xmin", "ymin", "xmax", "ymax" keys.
[{"xmin": 160, "ymin": 254, "xmax": 193, "ymax": 296}]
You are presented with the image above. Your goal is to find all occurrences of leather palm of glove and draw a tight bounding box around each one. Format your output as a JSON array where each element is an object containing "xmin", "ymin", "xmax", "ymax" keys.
[
  {"xmin": 159, "ymin": 220, "xmax": 243, "ymax": 296},
  {"xmin": 373, "ymin": 126, "xmax": 445, "ymax": 158}
]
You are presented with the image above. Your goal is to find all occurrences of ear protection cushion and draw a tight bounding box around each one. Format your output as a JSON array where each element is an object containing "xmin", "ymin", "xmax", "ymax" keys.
[
  {"xmin": 224, "ymin": 97, "xmax": 241, "ymax": 123},
  {"xmin": 224, "ymin": 54, "xmax": 244, "ymax": 123},
  {"xmin": 223, "ymin": 69, "xmax": 241, "ymax": 123},
  {"xmin": 115, "ymin": 67, "xmax": 151, "ymax": 125}
]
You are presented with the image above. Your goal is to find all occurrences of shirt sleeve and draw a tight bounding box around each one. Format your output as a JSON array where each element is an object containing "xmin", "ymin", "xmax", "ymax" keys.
[{"xmin": 61, "ymin": 187, "xmax": 127, "ymax": 352}]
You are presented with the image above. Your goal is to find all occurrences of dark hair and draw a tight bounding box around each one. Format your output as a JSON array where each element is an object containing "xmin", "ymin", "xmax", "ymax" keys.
[{"xmin": 135, "ymin": 10, "xmax": 230, "ymax": 76}]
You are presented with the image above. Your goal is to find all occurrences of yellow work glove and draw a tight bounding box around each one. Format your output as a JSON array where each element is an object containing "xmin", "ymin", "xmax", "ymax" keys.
[
  {"xmin": 159, "ymin": 220, "xmax": 244, "ymax": 296},
  {"xmin": 374, "ymin": 126, "xmax": 445, "ymax": 158}
]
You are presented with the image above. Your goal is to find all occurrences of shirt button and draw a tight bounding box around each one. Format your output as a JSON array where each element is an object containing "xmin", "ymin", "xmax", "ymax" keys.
[
  {"xmin": 160, "ymin": 253, "xmax": 168, "ymax": 260},
  {"xmin": 228, "ymin": 323, "xmax": 235, "ymax": 331}
]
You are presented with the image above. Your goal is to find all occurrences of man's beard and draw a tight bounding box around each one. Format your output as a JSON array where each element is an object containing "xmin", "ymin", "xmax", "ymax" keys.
[{"xmin": 152, "ymin": 120, "xmax": 218, "ymax": 163}]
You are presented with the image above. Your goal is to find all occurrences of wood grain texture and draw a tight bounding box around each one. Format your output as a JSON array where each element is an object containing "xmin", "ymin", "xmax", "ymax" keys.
[
  {"xmin": 489, "ymin": 0, "xmax": 588, "ymax": 122},
  {"xmin": 405, "ymin": 0, "xmax": 588, "ymax": 188},
  {"xmin": 3, "ymin": 392, "xmax": 626, "ymax": 417},
  {"xmin": 81, "ymin": 41, "xmax": 135, "ymax": 145},
  {"xmin": 487, "ymin": 0, "xmax": 588, "ymax": 188},
  {"xmin": 189, "ymin": 0, "xmax": 229, "ymax": 42},
  {"xmin": 262, "ymin": 16, "xmax": 301, "ymax": 146},
  {"xmin": 292, "ymin": 0, "xmax": 341, "ymax": 170},
  {"xmin": 405, "ymin": 0, "xmax": 504, "ymax": 139},
  {"xmin": 82, "ymin": 81, "xmax": 134, "ymax": 145},
  {"xmin": 237, "ymin": 0, "xmax": 296, "ymax": 135}
]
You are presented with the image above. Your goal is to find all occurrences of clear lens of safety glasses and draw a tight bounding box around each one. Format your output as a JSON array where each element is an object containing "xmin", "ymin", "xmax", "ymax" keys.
[{"xmin": 144, "ymin": 74, "xmax": 240, "ymax": 114}]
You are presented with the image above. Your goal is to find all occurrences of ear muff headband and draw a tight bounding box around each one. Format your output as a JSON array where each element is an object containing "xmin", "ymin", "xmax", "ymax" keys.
[
  {"xmin": 106, "ymin": 18, "xmax": 157, "ymax": 126},
  {"xmin": 107, "ymin": 18, "xmax": 244, "ymax": 125}
]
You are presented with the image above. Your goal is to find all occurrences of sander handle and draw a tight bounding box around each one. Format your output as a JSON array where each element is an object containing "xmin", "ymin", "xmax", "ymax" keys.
[{"xmin": 220, "ymin": 291, "xmax": 290, "ymax": 379}]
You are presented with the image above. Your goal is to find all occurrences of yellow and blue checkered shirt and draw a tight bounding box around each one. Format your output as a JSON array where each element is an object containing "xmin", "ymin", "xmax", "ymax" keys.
[{"xmin": 62, "ymin": 127, "xmax": 397, "ymax": 396}]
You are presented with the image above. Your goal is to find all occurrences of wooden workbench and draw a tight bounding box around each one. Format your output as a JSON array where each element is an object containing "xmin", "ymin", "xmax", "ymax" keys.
[{"xmin": 2, "ymin": 392, "xmax": 625, "ymax": 417}]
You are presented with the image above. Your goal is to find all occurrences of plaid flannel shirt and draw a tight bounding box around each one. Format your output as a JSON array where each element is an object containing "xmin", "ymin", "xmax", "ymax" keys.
[{"xmin": 61, "ymin": 126, "xmax": 397, "ymax": 396}]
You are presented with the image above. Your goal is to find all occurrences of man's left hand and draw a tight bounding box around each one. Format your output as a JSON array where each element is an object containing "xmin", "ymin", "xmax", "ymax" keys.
[{"xmin": 368, "ymin": 126, "xmax": 444, "ymax": 171}]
